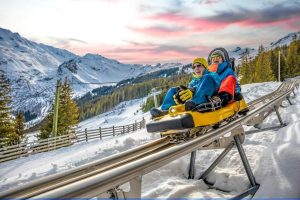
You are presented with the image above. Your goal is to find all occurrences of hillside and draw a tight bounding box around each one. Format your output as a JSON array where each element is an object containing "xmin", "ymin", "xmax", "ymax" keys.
[{"xmin": 0, "ymin": 27, "xmax": 182, "ymax": 125}]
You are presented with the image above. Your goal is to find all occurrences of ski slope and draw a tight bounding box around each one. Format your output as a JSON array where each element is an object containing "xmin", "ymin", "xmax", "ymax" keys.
[{"xmin": 0, "ymin": 81, "xmax": 300, "ymax": 198}]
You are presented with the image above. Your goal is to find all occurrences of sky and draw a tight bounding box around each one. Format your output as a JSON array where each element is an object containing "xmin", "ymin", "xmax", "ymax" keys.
[{"xmin": 0, "ymin": 0, "xmax": 300, "ymax": 64}]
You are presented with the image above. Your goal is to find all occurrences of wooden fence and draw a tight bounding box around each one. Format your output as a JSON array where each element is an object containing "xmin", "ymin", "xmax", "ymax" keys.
[{"xmin": 0, "ymin": 118, "xmax": 146, "ymax": 163}]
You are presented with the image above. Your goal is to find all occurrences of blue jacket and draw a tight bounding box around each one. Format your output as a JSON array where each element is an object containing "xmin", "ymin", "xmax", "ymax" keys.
[
  {"xmin": 188, "ymin": 70, "xmax": 220, "ymax": 92},
  {"xmin": 160, "ymin": 69, "xmax": 221, "ymax": 110}
]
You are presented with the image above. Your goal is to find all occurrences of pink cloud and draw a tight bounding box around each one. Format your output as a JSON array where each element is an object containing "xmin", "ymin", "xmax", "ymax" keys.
[
  {"xmin": 131, "ymin": 13, "xmax": 231, "ymax": 37},
  {"xmin": 130, "ymin": 26, "xmax": 187, "ymax": 37},
  {"xmin": 65, "ymin": 42, "xmax": 211, "ymax": 64},
  {"xmin": 236, "ymin": 16, "xmax": 300, "ymax": 30},
  {"xmin": 150, "ymin": 12, "xmax": 299, "ymax": 31},
  {"xmin": 131, "ymin": 5, "xmax": 300, "ymax": 37}
]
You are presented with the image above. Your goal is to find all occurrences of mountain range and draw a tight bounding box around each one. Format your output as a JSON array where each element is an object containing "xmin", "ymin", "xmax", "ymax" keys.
[
  {"xmin": 0, "ymin": 28, "xmax": 181, "ymax": 125},
  {"xmin": 0, "ymin": 27, "xmax": 299, "ymax": 126}
]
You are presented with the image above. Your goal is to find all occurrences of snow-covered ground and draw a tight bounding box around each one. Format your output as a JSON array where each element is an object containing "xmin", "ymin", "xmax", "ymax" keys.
[
  {"xmin": 1, "ymin": 81, "xmax": 300, "ymax": 198},
  {"xmin": 77, "ymin": 98, "xmax": 151, "ymax": 131}
]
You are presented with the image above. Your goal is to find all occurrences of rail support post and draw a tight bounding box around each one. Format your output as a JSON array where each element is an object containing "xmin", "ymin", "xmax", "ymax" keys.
[
  {"xmin": 233, "ymin": 135, "xmax": 260, "ymax": 198},
  {"xmin": 199, "ymin": 142, "xmax": 234, "ymax": 181},
  {"xmin": 197, "ymin": 125, "xmax": 259, "ymax": 198},
  {"xmin": 286, "ymin": 96, "xmax": 293, "ymax": 105},
  {"xmin": 292, "ymin": 89, "xmax": 296, "ymax": 98},
  {"xmin": 245, "ymin": 106, "xmax": 287, "ymax": 135},
  {"xmin": 188, "ymin": 151, "xmax": 197, "ymax": 179},
  {"xmin": 114, "ymin": 175, "xmax": 142, "ymax": 199},
  {"xmin": 233, "ymin": 135, "xmax": 257, "ymax": 187},
  {"xmin": 274, "ymin": 105, "xmax": 285, "ymax": 126}
]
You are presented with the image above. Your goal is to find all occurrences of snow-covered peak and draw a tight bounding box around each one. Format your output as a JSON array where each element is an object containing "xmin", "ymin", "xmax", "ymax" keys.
[
  {"xmin": 228, "ymin": 47, "xmax": 257, "ymax": 64},
  {"xmin": 232, "ymin": 46, "xmax": 242, "ymax": 53},
  {"xmin": 83, "ymin": 53, "xmax": 105, "ymax": 60},
  {"xmin": 270, "ymin": 31, "xmax": 300, "ymax": 48},
  {"xmin": 0, "ymin": 28, "xmax": 22, "ymax": 41},
  {"xmin": 228, "ymin": 30, "xmax": 300, "ymax": 65}
]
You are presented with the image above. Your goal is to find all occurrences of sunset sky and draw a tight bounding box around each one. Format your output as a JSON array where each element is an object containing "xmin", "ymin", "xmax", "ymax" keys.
[{"xmin": 0, "ymin": 0, "xmax": 300, "ymax": 64}]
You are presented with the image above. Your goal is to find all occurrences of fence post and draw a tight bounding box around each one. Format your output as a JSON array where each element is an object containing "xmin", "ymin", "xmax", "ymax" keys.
[
  {"xmin": 47, "ymin": 138, "xmax": 50, "ymax": 151},
  {"xmin": 142, "ymin": 117, "xmax": 145, "ymax": 128},
  {"xmin": 134, "ymin": 121, "xmax": 137, "ymax": 131},
  {"xmin": 123, "ymin": 126, "xmax": 125, "ymax": 135},
  {"xmin": 113, "ymin": 126, "xmax": 115, "ymax": 137},
  {"xmin": 135, "ymin": 120, "xmax": 137, "ymax": 131},
  {"xmin": 85, "ymin": 128, "xmax": 88, "ymax": 142},
  {"xmin": 17, "ymin": 143, "xmax": 21, "ymax": 159},
  {"xmin": 68, "ymin": 133, "xmax": 74, "ymax": 145},
  {"xmin": 99, "ymin": 127, "xmax": 102, "ymax": 140}
]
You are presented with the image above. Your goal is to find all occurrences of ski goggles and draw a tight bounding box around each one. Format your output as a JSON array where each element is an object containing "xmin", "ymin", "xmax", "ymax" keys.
[
  {"xmin": 193, "ymin": 63, "xmax": 205, "ymax": 69},
  {"xmin": 210, "ymin": 54, "xmax": 223, "ymax": 59}
]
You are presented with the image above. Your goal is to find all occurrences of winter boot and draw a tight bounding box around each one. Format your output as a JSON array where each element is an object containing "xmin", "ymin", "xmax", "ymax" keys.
[
  {"xmin": 184, "ymin": 100, "xmax": 197, "ymax": 111},
  {"xmin": 150, "ymin": 108, "xmax": 168, "ymax": 118},
  {"xmin": 217, "ymin": 92, "xmax": 233, "ymax": 107},
  {"xmin": 234, "ymin": 92, "xmax": 243, "ymax": 101}
]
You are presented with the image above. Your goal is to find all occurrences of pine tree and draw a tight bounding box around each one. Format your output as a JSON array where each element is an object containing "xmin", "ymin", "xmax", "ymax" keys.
[
  {"xmin": 40, "ymin": 78, "xmax": 79, "ymax": 139},
  {"xmin": 280, "ymin": 47, "xmax": 290, "ymax": 80},
  {"xmin": 258, "ymin": 44, "xmax": 265, "ymax": 55},
  {"xmin": 286, "ymin": 40, "xmax": 300, "ymax": 77},
  {"xmin": 254, "ymin": 55, "xmax": 262, "ymax": 82},
  {"xmin": 262, "ymin": 52, "xmax": 276, "ymax": 81},
  {"xmin": 14, "ymin": 112, "xmax": 25, "ymax": 139},
  {"xmin": 58, "ymin": 78, "xmax": 79, "ymax": 135},
  {"xmin": 39, "ymin": 113, "xmax": 52, "ymax": 139},
  {"xmin": 254, "ymin": 52, "xmax": 275, "ymax": 82},
  {"xmin": 240, "ymin": 50, "xmax": 253, "ymax": 84},
  {"xmin": 0, "ymin": 71, "xmax": 18, "ymax": 146}
]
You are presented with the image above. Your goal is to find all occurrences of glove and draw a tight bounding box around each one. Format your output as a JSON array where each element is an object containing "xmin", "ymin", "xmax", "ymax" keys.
[
  {"xmin": 173, "ymin": 94, "xmax": 180, "ymax": 105},
  {"xmin": 173, "ymin": 85, "xmax": 190, "ymax": 104},
  {"xmin": 179, "ymin": 88, "xmax": 193, "ymax": 102}
]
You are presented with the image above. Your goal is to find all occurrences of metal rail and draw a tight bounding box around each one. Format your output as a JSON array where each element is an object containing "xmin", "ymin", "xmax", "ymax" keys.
[
  {"xmin": 0, "ymin": 79, "xmax": 298, "ymax": 199},
  {"xmin": 0, "ymin": 137, "xmax": 174, "ymax": 198}
]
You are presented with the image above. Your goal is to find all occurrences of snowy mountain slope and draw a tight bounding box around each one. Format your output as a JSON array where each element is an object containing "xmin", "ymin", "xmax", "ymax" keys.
[
  {"xmin": 269, "ymin": 31, "xmax": 300, "ymax": 48},
  {"xmin": 0, "ymin": 28, "xmax": 77, "ymax": 123},
  {"xmin": 3, "ymin": 81, "xmax": 299, "ymax": 198},
  {"xmin": 0, "ymin": 27, "xmax": 182, "ymax": 125},
  {"xmin": 77, "ymin": 98, "xmax": 149, "ymax": 130},
  {"xmin": 228, "ymin": 31, "xmax": 300, "ymax": 65},
  {"xmin": 228, "ymin": 46, "xmax": 257, "ymax": 64}
]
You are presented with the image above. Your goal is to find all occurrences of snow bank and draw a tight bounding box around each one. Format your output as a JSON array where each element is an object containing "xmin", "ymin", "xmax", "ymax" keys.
[
  {"xmin": 0, "ymin": 130, "xmax": 159, "ymax": 191},
  {"xmin": 254, "ymin": 92, "xmax": 300, "ymax": 197}
]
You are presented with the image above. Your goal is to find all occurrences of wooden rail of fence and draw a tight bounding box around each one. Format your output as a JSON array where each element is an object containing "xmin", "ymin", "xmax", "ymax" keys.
[{"xmin": 0, "ymin": 118, "xmax": 146, "ymax": 163}]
